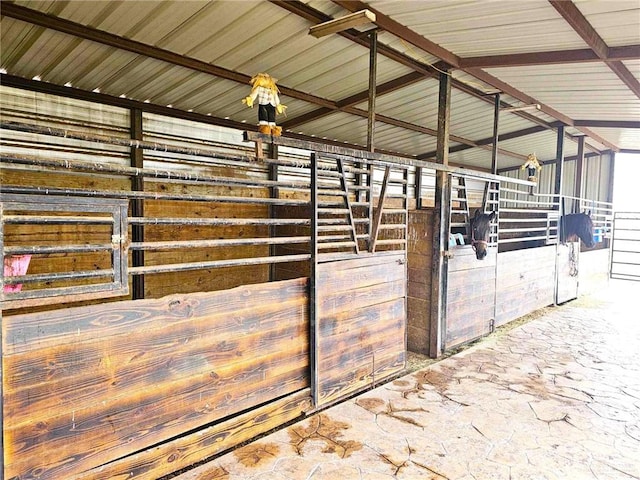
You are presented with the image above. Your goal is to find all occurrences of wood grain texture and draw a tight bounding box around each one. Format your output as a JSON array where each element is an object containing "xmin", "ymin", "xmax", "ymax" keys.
[
  {"xmin": 3, "ymin": 279, "xmax": 309, "ymax": 480},
  {"xmin": 407, "ymin": 210, "xmax": 433, "ymax": 355},
  {"xmin": 495, "ymin": 246, "xmax": 555, "ymax": 326},
  {"xmin": 444, "ymin": 248, "xmax": 496, "ymax": 350},
  {"xmin": 74, "ymin": 390, "xmax": 312, "ymax": 480},
  {"xmin": 315, "ymin": 254, "xmax": 406, "ymax": 408}
]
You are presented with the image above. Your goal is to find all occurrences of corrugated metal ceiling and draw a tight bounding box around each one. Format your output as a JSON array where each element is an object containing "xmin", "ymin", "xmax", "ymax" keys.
[{"xmin": 1, "ymin": 0, "xmax": 638, "ymax": 172}]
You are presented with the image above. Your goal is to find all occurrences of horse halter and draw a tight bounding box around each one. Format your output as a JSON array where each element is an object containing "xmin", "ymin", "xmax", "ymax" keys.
[
  {"xmin": 471, "ymin": 235, "xmax": 488, "ymax": 252},
  {"xmin": 470, "ymin": 225, "xmax": 488, "ymax": 252}
]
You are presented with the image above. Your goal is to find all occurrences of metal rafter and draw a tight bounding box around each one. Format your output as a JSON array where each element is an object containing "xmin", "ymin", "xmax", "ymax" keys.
[
  {"xmin": 460, "ymin": 44, "xmax": 640, "ymax": 69},
  {"xmin": 1, "ymin": 2, "xmax": 525, "ymax": 161},
  {"xmin": 549, "ymin": 0, "xmax": 640, "ymax": 99},
  {"xmin": 332, "ymin": 0, "xmax": 618, "ymax": 152}
]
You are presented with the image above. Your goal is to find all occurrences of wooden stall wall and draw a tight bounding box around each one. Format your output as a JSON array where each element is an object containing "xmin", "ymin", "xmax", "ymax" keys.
[
  {"xmin": 495, "ymin": 245, "xmax": 556, "ymax": 327},
  {"xmin": 314, "ymin": 253, "xmax": 406, "ymax": 407},
  {"xmin": 2, "ymin": 278, "xmax": 310, "ymax": 480},
  {"xmin": 445, "ymin": 245, "xmax": 496, "ymax": 349},
  {"xmin": 407, "ymin": 209, "xmax": 434, "ymax": 355}
]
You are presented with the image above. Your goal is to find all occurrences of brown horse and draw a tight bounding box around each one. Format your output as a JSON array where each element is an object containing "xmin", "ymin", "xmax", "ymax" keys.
[
  {"xmin": 470, "ymin": 210, "xmax": 496, "ymax": 260},
  {"xmin": 561, "ymin": 212, "xmax": 595, "ymax": 248}
]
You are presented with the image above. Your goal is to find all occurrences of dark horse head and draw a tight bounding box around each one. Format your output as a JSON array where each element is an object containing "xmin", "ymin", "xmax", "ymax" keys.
[
  {"xmin": 470, "ymin": 210, "xmax": 496, "ymax": 260},
  {"xmin": 561, "ymin": 212, "xmax": 595, "ymax": 248}
]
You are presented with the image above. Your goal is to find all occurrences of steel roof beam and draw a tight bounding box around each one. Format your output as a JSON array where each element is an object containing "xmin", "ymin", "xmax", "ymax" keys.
[
  {"xmin": 417, "ymin": 126, "xmax": 547, "ymax": 160},
  {"xmin": 573, "ymin": 120, "xmax": 640, "ymax": 129},
  {"xmin": 549, "ymin": 0, "xmax": 640, "ymax": 99},
  {"xmin": 3, "ymin": 2, "xmax": 510, "ymax": 158},
  {"xmin": 281, "ymin": 71, "xmax": 424, "ymax": 129},
  {"xmin": 460, "ymin": 44, "xmax": 640, "ymax": 69},
  {"xmin": 333, "ymin": 0, "xmax": 615, "ymax": 152}
]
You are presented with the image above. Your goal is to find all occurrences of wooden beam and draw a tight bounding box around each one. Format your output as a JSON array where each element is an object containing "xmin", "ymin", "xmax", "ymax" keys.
[
  {"xmin": 332, "ymin": 0, "xmax": 461, "ymax": 67},
  {"xmin": 308, "ymin": 9, "xmax": 376, "ymax": 37}
]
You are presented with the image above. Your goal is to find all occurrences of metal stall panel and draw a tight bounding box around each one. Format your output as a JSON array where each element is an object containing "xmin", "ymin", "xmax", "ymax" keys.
[
  {"xmin": 611, "ymin": 212, "xmax": 640, "ymax": 281},
  {"xmin": 314, "ymin": 252, "xmax": 407, "ymax": 408}
]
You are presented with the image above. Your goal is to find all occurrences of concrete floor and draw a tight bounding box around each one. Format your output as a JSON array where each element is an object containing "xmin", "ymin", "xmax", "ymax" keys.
[{"xmin": 176, "ymin": 280, "xmax": 640, "ymax": 480}]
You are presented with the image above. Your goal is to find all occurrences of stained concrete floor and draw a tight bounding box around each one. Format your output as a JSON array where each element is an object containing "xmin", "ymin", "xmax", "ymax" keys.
[{"xmin": 176, "ymin": 280, "xmax": 640, "ymax": 480}]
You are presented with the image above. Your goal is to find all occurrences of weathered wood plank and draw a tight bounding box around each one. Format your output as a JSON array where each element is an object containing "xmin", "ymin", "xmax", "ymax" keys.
[
  {"xmin": 73, "ymin": 389, "xmax": 312, "ymax": 480},
  {"xmin": 318, "ymin": 351, "xmax": 405, "ymax": 406},
  {"xmin": 318, "ymin": 251, "xmax": 404, "ymax": 272},
  {"xmin": 318, "ymin": 297, "xmax": 405, "ymax": 347},
  {"xmin": 317, "ymin": 258, "xmax": 405, "ymax": 295},
  {"xmin": 4, "ymin": 278, "xmax": 308, "ymax": 354},
  {"xmin": 4, "ymin": 303, "xmax": 308, "ymax": 427},
  {"xmin": 447, "ymin": 268, "xmax": 496, "ymax": 305},
  {"xmin": 318, "ymin": 278, "xmax": 405, "ymax": 317},
  {"xmin": 6, "ymin": 352, "xmax": 308, "ymax": 479},
  {"xmin": 3, "ymin": 279, "xmax": 309, "ymax": 479},
  {"xmin": 447, "ymin": 245, "xmax": 497, "ymax": 272}
]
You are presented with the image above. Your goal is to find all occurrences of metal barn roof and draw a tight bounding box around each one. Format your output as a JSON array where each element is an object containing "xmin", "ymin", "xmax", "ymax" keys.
[{"xmin": 1, "ymin": 0, "xmax": 638, "ymax": 171}]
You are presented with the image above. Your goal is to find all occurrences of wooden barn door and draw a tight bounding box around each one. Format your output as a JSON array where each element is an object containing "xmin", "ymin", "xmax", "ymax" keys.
[
  {"xmin": 444, "ymin": 245, "xmax": 497, "ymax": 349},
  {"xmin": 309, "ymin": 153, "xmax": 408, "ymax": 409},
  {"xmin": 313, "ymin": 253, "xmax": 406, "ymax": 407}
]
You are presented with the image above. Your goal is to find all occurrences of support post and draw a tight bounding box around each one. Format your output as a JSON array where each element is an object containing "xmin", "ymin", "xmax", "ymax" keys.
[
  {"xmin": 130, "ymin": 108, "xmax": 145, "ymax": 300},
  {"xmin": 554, "ymin": 124, "xmax": 566, "ymax": 211},
  {"xmin": 430, "ymin": 70, "xmax": 452, "ymax": 357},
  {"xmin": 491, "ymin": 93, "xmax": 500, "ymax": 175},
  {"xmin": 309, "ymin": 153, "xmax": 319, "ymax": 407},
  {"xmin": 574, "ymin": 136, "xmax": 585, "ymax": 204},
  {"xmin": 554, "ymin": 125, "xmax": 566, "ymax": 244},
  {"xmin": 366, "ymin": 30, "xmax": 377, "ymax": 153}
]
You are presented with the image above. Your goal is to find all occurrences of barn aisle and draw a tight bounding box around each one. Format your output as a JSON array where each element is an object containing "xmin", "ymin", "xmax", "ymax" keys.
[{"xmin": 172, "ymin": 279, "xmax": 640, "ymax": 480}]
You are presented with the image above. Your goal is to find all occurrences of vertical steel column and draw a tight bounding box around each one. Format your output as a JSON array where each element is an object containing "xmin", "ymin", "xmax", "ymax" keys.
[
  {"xmin": 130, "ymin": 108, "xmax": 145, "ymax": 299},
  {"xmin": 366, "ymin": 30, "xmax": 377, "ymax": 153},
  {"xmin": 430, "ymin": 71, "xmax": 452, "ymax": 357},
  {"xmin": 554, "ymin": 125, "xmax": 566, "ymax": 198},
  {"xmin": 309, "ymin": 152, "xmax": 319, "ymax": 407},
  {"xmin": 415, "ymin": 166, "xmax": 423, "ymax": 209},
  {"xmin": 554, "ymin": 125, "xmax": 566, "ymax": 215},
  {"xmin": 574, "ymin": 136, "xmax": 585, "ymax": 203},
  {"xmin": 491, "ymin": 93, "xmax": 500, "ymax": 175}
]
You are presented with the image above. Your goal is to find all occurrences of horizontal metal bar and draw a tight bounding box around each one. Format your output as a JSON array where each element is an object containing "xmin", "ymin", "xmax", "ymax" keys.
[
  {"xmin": 318, "ymin": 242, "xmax": 357, "ymax": 249},
  {"xmin": 129, "ymin": 236, "xmax": 310, "ymax": 250},
  {"xmin": 129, "ymin": 253, "xmax": 310, "ymax": 275},
  {"xmin": 4, "ymin": 244, "xmax": 113, "ymax": 255},
  {"xmin": 2, "ymin": 214, "xmax": 114, "ymax": 225},
  {"xmin": 129, "ymin": 217, "xmax": 310, "ymax": 226},
  {"xmin": 498, "ymin": 236, "xmax": 556, "ymax": 244},
  {"xmin": 5, "ymin": 269, "xmax": 114, "ymax": 285},
  {"xmin": 0, "ymin": 185, "xmax": 309, "ymax": 206}
]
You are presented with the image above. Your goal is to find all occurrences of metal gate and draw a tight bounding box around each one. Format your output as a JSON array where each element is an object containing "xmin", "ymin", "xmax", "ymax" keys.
[{"xmin": 610, "ymin": 212, "xmax": 640, "ymax": 281}]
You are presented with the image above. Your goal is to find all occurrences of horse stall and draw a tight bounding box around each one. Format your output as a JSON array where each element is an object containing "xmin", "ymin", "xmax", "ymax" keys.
[
  {"xmin": 0, "ymin": 96, "xmax": 411, "ymax": 480},
  {"xmin": 406, "ymin": 172, "xmax": 612, "ymax": 357}
]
